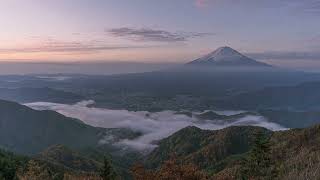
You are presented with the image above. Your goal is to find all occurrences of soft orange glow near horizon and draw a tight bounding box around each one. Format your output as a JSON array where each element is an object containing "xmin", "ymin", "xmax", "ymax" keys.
[{"xmin": 0, "ymin": 46, "xmax": 202, "ymax": 63}]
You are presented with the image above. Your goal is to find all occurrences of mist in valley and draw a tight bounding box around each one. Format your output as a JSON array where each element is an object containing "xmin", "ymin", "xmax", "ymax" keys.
[{"xmin": 25, "ymin": 100, "xmax": 286, "ymax": 151}]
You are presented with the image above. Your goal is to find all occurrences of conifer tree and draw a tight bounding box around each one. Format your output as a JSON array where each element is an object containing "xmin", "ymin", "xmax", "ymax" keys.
[
  {"xmin": 241, "ymin": 131, "xmax": 275, "ymax": 179},
  {"xmin": 99, "ymin": 157, "xmax": 116, "ymax": 180}
]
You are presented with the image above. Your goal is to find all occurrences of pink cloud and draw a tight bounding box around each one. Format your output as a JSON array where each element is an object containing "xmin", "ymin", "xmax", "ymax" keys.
[{"xmin": 195, "ymin": 0, "xmax": 209, "ymax": 8}]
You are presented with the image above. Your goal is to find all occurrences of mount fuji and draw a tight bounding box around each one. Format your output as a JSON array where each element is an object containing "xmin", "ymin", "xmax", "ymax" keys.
[{"xmin": 187, "ymin": 46, "xmax": 271, "ymax": 67}]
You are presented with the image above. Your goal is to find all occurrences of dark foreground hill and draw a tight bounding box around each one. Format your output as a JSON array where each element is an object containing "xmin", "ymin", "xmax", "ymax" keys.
[
  {"xmin": 0, "ymin": 99, "xmax": 105, "ymax": 154},
  {"xmin": 0, "ymin": 145, "xmax": 104, "ymax": 180},
  {"xmin": 142, "ymin": 124, "xmax": 320, "ymax": 179},
  {"xmin": 146, "ymin": 126, "xmax": 271, "ymax": 171},
  {"xmin": 35, "ymin": 145, "xmax": 102, "ymax": 172},
  {"xmin": 2, "ymin": 123, "xmax": 320, "ymax": 179}
]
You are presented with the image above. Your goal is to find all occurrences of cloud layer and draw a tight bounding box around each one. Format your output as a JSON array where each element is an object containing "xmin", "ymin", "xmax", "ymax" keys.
[
  {"xmin": 247, "ymin": 51, "xmax": 320, "ymax": 60},
  {"xmin": 108, "ymin": 27, "xmax": 214, "ymax": 42},
  {"xmin": 25, "ymin": 100, "xmax": 286, "ymax": 151}
]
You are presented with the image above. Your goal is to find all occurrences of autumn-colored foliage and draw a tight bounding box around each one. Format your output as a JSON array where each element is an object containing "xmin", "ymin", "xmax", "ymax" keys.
[{"xmin": 131, "ymin": 157, "xmax": 208, "ymax": 180}]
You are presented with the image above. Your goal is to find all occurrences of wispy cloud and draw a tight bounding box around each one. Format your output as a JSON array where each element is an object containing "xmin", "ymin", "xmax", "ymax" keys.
[
  {"xmin": 108, "ymin": 27, "xmax": 214, "ymax": 42},
  {"xmin": 0, "ymin": 39, "xmax": 151, "ymax": 54}
]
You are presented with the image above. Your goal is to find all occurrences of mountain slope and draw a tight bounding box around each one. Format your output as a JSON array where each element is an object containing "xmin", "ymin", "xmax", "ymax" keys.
[
  {"xmin": 0, "ymin": 99, "xmax": 105, "ymax": 154},
  {"xmin": 0, "ymin": 99, "xmax": 145, "ymax": 179},
  {"xmin": 146, "ymin": 126, "xmax": 271, "ymax": 171},
  {"xmin": 0, "ymin": 147, "xmax": 104, "ymax": 180},
  {"xmin": 187, "ymin": 46, "xmax": 271, "ymax": 67},
  {"xmin": 213, "ymin": 124, "xmax": 320, "ymax": 179},
  {"xmin": 145, "ymin": 124, "xmax": 320, "ymax": 179},
  {"xmin": 35, "ymin": 145, "xmax": 102, "ymax": 172}
]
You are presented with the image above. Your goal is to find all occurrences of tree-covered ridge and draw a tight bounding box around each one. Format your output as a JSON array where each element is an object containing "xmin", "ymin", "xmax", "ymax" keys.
[
  {"xmin": 0, "ymin": 149, "xmax": 28, "ymax": 179},
  {"xmin": 0, "ymin": 145, "xmax": 119, "ymax": 180},
  {"xmin": 2, "ymin": 124, "xmax": 320, "ymax": 179},
  {"xmin": 143, "ymin": 124, "xmax": 320, "ymax": 179},
  {"xmin": 146, "ymin": 126, "xmax": 271, "ymax": 172},
  {"xmin": 35, "ymin": 145, "xmax": 102, "ymax": 173}
]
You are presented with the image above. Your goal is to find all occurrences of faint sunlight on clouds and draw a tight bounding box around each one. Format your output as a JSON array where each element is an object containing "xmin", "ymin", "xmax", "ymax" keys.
[{"xmin": 195, "ymin": 0, "xmax": 209, "ymax": 8}]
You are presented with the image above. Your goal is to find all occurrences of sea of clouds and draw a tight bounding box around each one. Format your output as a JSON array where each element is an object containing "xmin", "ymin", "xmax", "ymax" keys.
[{"xmin": 25, "ymin": 100, "xmax": 286, "ymax": 151}]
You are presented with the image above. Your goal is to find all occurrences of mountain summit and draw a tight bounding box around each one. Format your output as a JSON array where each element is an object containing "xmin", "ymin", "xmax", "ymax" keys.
[{"xmin": 187, "ymin": 46, "xmax": 271, "ymax": 67}]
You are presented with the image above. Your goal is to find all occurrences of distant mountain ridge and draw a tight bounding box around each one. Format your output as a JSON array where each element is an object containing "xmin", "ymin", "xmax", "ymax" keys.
[{"xmin": 188, "ymin": 46, "xmax": 271, "ymax": 67}]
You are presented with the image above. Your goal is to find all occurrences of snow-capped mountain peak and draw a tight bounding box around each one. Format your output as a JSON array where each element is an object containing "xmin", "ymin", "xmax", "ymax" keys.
[{"xmin": 187, "ymin": 46, "xmax": 271, "ymax": 67}]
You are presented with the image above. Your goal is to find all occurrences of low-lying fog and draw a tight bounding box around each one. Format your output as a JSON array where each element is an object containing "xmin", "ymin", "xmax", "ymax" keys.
[{"xmin": 25, "ymin": 100, "xmax": 286, "ymax": 151}]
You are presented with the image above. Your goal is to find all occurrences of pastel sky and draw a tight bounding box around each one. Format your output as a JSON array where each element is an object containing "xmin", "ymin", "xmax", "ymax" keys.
[{"xmin": 0, "ymin": 0, "xmax": 320, "ymax": 68}]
